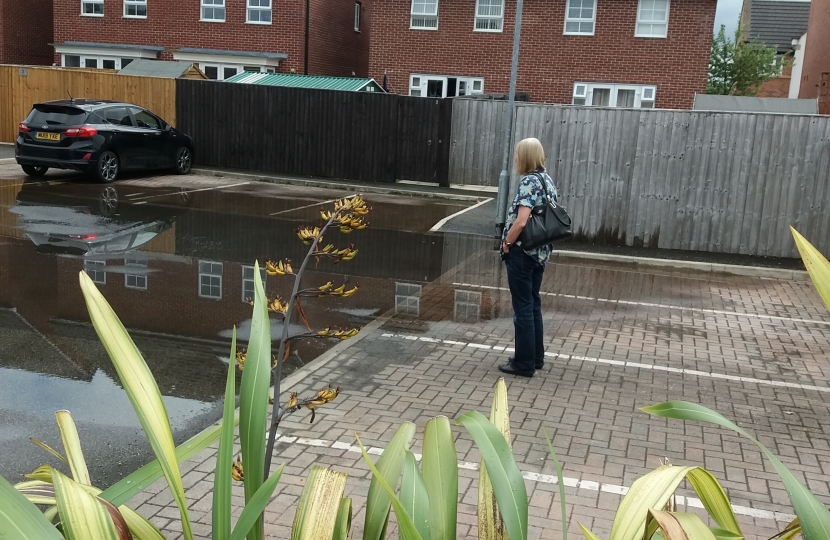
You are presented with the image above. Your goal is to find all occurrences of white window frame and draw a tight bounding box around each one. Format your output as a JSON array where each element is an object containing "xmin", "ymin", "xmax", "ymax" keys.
[
  {"xmin": 635, "ymin": 0, "xmax": 670, "ymax": 38},
  {"xmin": 124, "ymin": 259, "xmax": 148, "ymax": 290},
  {"xmin": 81, "ymin": 0, "xmax": 104, "ymax": 16},
  {"xmin": 200, "ymin": 63, "xmax": 245, "ymax": 80},
  {"xmin": 572, "ymin": 82, "xmax": 657, "ymax": 108},
  {"xmin": 410, "ymin": 0, "xmax": 438, "ymax": 30},
  {"xmin": 199, "ymin": 261, "xmax": 223, "ymax": 299},
  {"xmin": 123, "ymin": 0, "xmax": 147, "ymax": 18},
  {"xmin": 63, "ymin": 55, "xmax": 129, "ymax": 70},
  {"xmin": 241, "ymin": 265, "xmax": 267, "ymax": 303},
  {"xmin": 563, "ymin": 0, "xmax": 596, "ymax": 36},
  {"xmin": 354, "ymin": 2, "xmax": 361, "ymax": 31},
  {"xmin": 409, "ymin": 73, "xmax": 484, "ymax": 98},
  {"xmin": 84, "ymin": 260, "xmax": 106, "ymax": 285},
  {"xmin": 395, "ymin": 283, "xmax": 422, "ymax": 316},
  {"xmin": 247, "ymin": 0, "xmax": 272, "ymax": 24},
  {"xmin": 172, "ymin": 51, "xmax": 282, "ymax": 75},
  {"xmin": 474, "ymin": 0, "xmax": 503, "ymax": 32},
  {"xmin": 454, "ymin": 290, "xmax": 482, "ymax": 322},
  {"xmin": 201, "ymin": 0, "xmax": 226, "ymax": 22}
]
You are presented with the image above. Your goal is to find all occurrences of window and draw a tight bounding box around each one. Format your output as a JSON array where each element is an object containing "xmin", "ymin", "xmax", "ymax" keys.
[
  {"xmin": 124, "ymin": 259, "xmax": 148, "ymax": 290},
  {"xmin": 103, "ymin": 107, "xmax": 133, "ymax": 126},
  {"xmin": 247, "ymin": 0, "xmax": 271, "ymax": 23},
  {"xmin": 199, "ymin": 261, "xmax": 223, "ymax": 299},
  {"xmin": 410, "ymin": 74, "xmax": 484, "ymax": 97},
  {"xmin": 202, "ymin": 0, "xmax": 226, "ymax": 21},
  {"xmin": 395, "ymin": 283, "xmax": 421, "ymax": 316},
  {"xmin": 564, "ymin": 0, "xmax": 595, "ymax": 35},
  {"xmin": 354, "ymin": 2, "xmax": 361, "ymax": 31},
  {"xmin": 454, "ymin": 290, "xmax": 481, "ymax": 323},
  {"xmin": 572, "ymin": 82, "xmax": 657, "ymax": 108},
  {"xmin": 124, "ymin": 0, "xmax": 147, "ymax": 17},
  {"xmin": 62, "ymin": 54, "xmax": 134, "ymax": 70},
  {"xmin": 636, "ymin": 0, "xmax": 669, "ymax": 38},
  {"xmin": 411, "ymin": 0, "xmax": 438, "ymax": 29},
  {"xmin": 82, "ymin": 0, "xmax": 104, "ymax": 16},
  {"xmin": 199, "ymin": 63, "xmax": 243, "ymax": 80},
  {"xmin": 241, "ymin": 266, "xmax": 267, "ymax": 302},
  {"xmin": 475, "ymin": 0, "xmax": 503, "ymax": 31},
  {"xmin": 641, "ymin": 86, "xmax": 655, "ymax": 108},
  {"xmin": 85, "ymin": 260, "xmax": 106, "ymax": 285},
  {"xmin": 130, "ymin": 107, "xmax": 160, "ymax": 129}
]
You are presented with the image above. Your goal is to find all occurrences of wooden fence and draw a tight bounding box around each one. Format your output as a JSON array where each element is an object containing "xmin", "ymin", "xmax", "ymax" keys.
[
  {"xmin": 0, "ymin": 65, "xmax": 176, "ymax": 143},
  {"xmin": 450, "ymin": 100, "xmax": 830, "ymax": 258},
  {"xmin": 176, "ymin": 79, "xmax": 453, "ymax": 185}
]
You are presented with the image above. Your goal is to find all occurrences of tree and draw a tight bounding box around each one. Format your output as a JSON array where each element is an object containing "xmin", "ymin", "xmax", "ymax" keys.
[{"xmin": 707, "ymin": 24, "xmax": 784, "ymax": 96}]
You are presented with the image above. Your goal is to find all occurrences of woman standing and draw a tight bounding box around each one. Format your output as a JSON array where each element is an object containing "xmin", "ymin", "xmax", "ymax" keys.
[{"xmin": 499, "ymin": 138, "xmax": 558, "ymax": 378}]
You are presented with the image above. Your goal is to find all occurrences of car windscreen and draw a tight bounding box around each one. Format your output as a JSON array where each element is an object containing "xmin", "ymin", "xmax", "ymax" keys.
[{"xmin": 26, "ymin": 105, "xmax": 87, "ymax": 127}]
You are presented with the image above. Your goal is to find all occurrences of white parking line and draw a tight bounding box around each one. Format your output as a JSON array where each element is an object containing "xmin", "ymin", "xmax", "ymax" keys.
[
  {"xmin": 429, "ymin": 198, "xmax": 493, "ymax": 232},
  {"xmin": 131, "ymin": 181, "xmax": 251, "ymax": 202},
  {"xmin": 453, "ymin": 283, "xmax": 830, "ymax": 327},
  {"xmin": 380, "ymin": 333, "xmax": 830, "ymax": 393},
  {"xmin": 270, "ymin": 432, "xmax": 795, "ymax": 524},
  {"xmin": 270, "ymin": 198, "xmax": 339, "ymax": 216}
]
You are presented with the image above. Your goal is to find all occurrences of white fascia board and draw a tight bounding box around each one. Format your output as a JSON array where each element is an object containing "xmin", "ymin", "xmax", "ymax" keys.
[
  {"xmin": 171, "ymin": 51, "xmax": 281, "ymax": 67},
  {"xmin": 54, "ymin": 44, "xmax": 158, "ymax": 59}
]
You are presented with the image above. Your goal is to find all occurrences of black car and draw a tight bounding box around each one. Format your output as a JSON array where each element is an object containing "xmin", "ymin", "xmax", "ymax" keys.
[
  {"xmin": 16, "ymin": 99, "xmax": 193, "ymax": 183},
  {"xmin": 13, "ymin": 178, "xmax": 190, "ymax": 256}
]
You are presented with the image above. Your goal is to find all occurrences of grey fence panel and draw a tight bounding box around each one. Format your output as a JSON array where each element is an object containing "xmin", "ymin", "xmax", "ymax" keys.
[{"xmin": 449, "ymin": 100, "xmax": 830, "ymax": 257}]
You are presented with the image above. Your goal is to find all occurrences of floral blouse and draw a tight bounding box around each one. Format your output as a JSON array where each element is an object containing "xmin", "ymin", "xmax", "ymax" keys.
[{"xmin": 502, "ymin": 169, "xmax": 558, "ymax": 265}]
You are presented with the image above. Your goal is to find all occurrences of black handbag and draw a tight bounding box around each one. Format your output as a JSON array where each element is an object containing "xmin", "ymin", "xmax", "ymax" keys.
[{"xmin": 518, "ymin": 172, "xmax": 573, "ymax": 250}]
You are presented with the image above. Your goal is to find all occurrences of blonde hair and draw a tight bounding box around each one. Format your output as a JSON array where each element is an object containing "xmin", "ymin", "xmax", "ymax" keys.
[{"xmin": 514, "ymin": 138, "xmax": 546, "ymax": 175}]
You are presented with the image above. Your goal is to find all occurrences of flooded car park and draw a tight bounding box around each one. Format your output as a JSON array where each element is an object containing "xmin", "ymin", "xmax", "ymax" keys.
[{"xmin": 0, "ymin": 167, "xmax": 488, "ymax": 486}]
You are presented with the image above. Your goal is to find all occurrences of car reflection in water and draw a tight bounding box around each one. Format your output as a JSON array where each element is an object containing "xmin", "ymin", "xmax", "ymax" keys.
[{"xmin": 12, "ymin": 179, "xmax": 190, "ymax": 257}]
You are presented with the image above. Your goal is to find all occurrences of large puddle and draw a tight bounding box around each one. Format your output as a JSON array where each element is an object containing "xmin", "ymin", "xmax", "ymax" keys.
[{"xmin": 0, "ymin": 175, "xmax": 499, "ymax": 486}]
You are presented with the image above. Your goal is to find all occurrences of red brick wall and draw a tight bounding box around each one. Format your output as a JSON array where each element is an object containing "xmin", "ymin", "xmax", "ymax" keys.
[
  {"xmin": 308, "ymin": 0, "xmax": 372, "ymax": 76},
  {"xmin": 799, "ymin": 0, "xmax": 830, "ymax": 109},
  {"xmin": 1, "ymin": 0, "xmax": 54, "ymax": 65},
  {"xmin": 369, "ymin": 0, "xmax": 716, "ymax": 108},
  {"xmin": 757, "ymin": 61, "xmax": 793, "ymax": 98},
  {"xmin": 756, "ymin": 77, "xmax": 790, "ymax": 98},
  {"xmin": 53, "ymin": 0, "xmax": 307, "ymax": 74}
]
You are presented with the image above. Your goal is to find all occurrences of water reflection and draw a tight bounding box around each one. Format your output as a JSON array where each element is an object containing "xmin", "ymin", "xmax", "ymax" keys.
[{"xmin": 0, "ymin": 178, "xmax": 505, "ymax": 486}]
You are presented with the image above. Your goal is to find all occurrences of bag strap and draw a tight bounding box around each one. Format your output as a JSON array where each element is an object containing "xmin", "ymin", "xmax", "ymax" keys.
[{"xmin": 528, "ymin": 171, "xmax": 554, "ymax": 204}]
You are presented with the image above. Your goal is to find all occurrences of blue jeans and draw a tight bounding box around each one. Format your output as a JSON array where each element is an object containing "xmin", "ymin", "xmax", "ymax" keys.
[{"xmin": 504, "ymin": 247, "xmax": 545, "ymax": 373}]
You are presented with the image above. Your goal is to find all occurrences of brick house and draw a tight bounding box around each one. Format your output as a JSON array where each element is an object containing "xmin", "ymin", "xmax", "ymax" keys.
[
  {"xmin": 740, "ymin": 0, "xmax": 810, "ymax": 99},
  {"xmin": 799, "ymin": 0, "xmax": 830, "ymax": 113},
  {"xmin": 51, "ymin": 0, "xmax": 371, "ymax": 79},
  {"xmin": 368, "ymin": 0, "xmax": 717, "ymax": 109},
  {"xmin": 0, "ymin": 0, "xmax": 54, "ymax": 65}
]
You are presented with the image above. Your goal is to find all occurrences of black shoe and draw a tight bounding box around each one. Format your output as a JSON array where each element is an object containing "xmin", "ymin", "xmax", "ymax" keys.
[
  {"xmin": 509, "ymin": 355, "xmax": 544, "ymax": 370},
  {"xmin": 498, "ymin": 362, "xmax": 535, "ymax": 378}
]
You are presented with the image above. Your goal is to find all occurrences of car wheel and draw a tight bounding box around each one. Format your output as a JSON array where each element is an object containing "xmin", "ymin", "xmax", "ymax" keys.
[
  {"xmin": 174, "ymin": 146, "xmax": 192, "ymax": 175},
  {"xmin": 99, "ymin": 186, "xmax": 119, "ymax": 217},
  {"xmin": 96, "ymin": 151, "xmax": 119, "ymax": 183},
  {"xmin": 22, "ymin": 165, "xmax": 48, "ymax": 177}
]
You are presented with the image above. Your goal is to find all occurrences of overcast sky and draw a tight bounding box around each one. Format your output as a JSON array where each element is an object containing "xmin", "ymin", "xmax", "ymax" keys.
[{"xmin": 715, "ymin": 0, "xmax": 742, "ymax": 35}]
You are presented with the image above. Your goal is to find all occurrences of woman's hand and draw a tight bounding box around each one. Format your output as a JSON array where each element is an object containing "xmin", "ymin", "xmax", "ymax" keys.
[{"xmin": 502, "ymin": 241, "xmax": 510, "ymax": 253}]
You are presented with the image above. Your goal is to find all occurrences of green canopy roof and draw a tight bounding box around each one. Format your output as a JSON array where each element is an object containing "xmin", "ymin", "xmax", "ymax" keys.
[{"xmin": 223, "ymin": 72, "xmax": 384, "ymax": 92}]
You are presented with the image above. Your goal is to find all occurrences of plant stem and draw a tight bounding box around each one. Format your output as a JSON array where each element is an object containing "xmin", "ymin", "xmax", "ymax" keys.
[{"xmin": 263, "ymin": 207, "xmax": 347, "ymax": 477}]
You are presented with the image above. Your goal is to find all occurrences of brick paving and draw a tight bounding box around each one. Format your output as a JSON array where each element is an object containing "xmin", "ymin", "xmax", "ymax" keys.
[{"xmin": 130, "ymin": 239, "xmax": 830, "ymax": 539}]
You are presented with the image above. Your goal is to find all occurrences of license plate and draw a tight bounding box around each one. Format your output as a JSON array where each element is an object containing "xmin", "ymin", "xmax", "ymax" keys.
[{"xmin": 36, "ymin": 132, "xmax": 60, "ymax": 141}]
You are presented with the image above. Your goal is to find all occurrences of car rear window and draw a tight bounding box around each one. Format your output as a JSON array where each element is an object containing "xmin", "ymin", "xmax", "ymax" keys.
[{"xmin": 26, "ymin": 105, "xmax": 87, "ymax": 127}]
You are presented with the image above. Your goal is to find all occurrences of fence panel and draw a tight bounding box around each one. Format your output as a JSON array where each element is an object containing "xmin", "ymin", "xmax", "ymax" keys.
[
  {"xmin": 0, "ymin": 65, "xmax": 176, "ymax": 143},
  {"xmin": 452, "ymin": 100, "xmax": 830, "ymax": 257},
  {"xmin": 176, "ymin": 79, "xmax": 451, "ymax": 185}
]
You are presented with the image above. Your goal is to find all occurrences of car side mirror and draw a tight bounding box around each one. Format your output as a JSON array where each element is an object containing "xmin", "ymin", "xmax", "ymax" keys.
[{"xmin": 163, "ymin": 124, "xmax": 172, "ymax": 132}]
